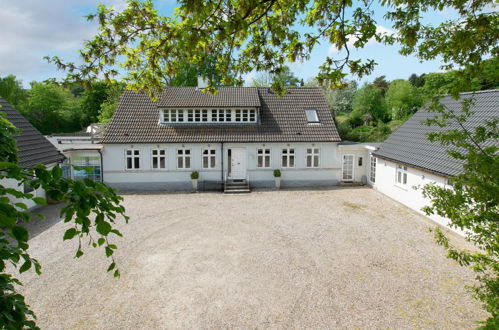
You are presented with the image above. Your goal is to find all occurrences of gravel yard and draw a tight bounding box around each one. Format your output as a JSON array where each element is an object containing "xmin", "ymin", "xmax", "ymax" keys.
[{"xmin": 19, "ymin": 187, "xmax": 486, "ymax": 329}]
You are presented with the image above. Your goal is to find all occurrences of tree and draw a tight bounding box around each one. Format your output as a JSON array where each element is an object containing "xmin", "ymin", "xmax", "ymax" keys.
[
  {"xmin": 251, "ymin": 66, "xmax": 301, "ymax": 88},
  {"xmin": 352, "ymin": 84, "xmax": 387, "ymax": 124},
  {"xmin": 408, "ymin": 73, "xmax": 426, "ymax": 88},
  {"xmin": 385, "ymin": 79, "xmax": 423, "ymax": 120},
  {"xmin": 80, "ymin": 81, "xmax": 111, "ymax": 125},
  {"xmin": 421, "ymin": 99, "xmax": 499, "ymax": 328},
  {"xmin": 98, "ymin": 83, "xmax": 124, "ymax": 123},
  {"xmin": 372, "ymin": 76, "xmax": 389, "ymax": 97},
  {"xmin": 22, "ymin": 82, "xmax": 82, "ymax": 134},
  {"xmin": 0, "ymin": 75, "xmax": 28, "ymax": 109},
  {"xmin": 0, "ymin": 112, "xmax": 129, "ymax": 328},
  {"xmin": 323, "ymin": 80, "xmax": 358, "ymax": 116}
]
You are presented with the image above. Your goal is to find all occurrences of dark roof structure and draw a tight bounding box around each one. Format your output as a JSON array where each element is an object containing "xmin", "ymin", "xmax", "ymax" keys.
[
  {"xmin": 373, "ymin": 89, "xmax": 498, "ymax": 177},
  {"xmin": 158, "ymin": 87, "xmax": 261, "ymax": 108},
  {"xmin": 0, "ymin": 97, "xmax": 64, "ymax": 168},
  {"xmin": 102, "ymin": 87, "xmax": 341, "ymax": 143}
]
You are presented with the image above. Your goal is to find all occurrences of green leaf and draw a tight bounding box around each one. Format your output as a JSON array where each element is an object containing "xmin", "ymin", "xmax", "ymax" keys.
[
  {"xmin": 113, "ymin": 269, "xmax": 120, "ymax": 278},
  {"xmin": 63, "ymin": 228, "xmax": 78, "ymax": 240},
  {"xmin": 75, "ymin": 249, "xmax": 84, "ymax": 258},
  {"xmin": 32, "ymin": 197, "xmax": 47, "ymax": 205},
  {"xmin": 105, "ymin": 247, "xmax": 113, "ymax": 257},
  {"xmin": 97, "ymin": 238, "xmax": 105, "ymax": 246},
  {"xmin": 96, "ymin": 220, "xmax": 112, "ymax": 236},
  {"xmin": 14, "ymin": 202, "xmax": 28, "ymax": 210},
  {"xmin": 19, "ymin": 260, "xmax": 32, "ymax": 273},
  {"xmin": 107, "ymin": 262, "xmax": 115, "ymax": 272},
  {"xmin": 12, "ymin": 226, "xmax": 29, "ymax": 242}
]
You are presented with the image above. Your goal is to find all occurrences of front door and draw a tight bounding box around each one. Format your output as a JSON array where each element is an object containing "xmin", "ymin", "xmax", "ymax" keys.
[
  {"xmin": 342, "ymin": 154, "xmax": 354, "ymax": 181},
  {"xmin": 229, "ymin": 148, "xmax": 247, "ymax": 180}
]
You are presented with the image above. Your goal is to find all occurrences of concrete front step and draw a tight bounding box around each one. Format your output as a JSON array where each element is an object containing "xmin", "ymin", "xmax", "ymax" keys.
[{"xmin": 224, "ymin": 181, "xmax": 251, "ymax": 194}]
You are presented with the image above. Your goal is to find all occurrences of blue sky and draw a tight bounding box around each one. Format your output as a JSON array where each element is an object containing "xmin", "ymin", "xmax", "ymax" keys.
[{"xmin": 0, "ymin": 0, "xmax": 457, "ymax": 87}]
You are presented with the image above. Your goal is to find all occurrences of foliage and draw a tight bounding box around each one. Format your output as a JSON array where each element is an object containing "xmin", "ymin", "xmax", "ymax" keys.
[
  {"xmin": 251, "ymin": 66, "xmax": 301, "ymax": 88},
  {"xmin": 190, "ymin": 171, "xmax": 199, "ymax": 180},
  {"xmin": 324, "ymin": 81, "xmax": 358, "ymax": 116},
  {"xmin": 273, "ymin": 169, "xmax": 281, "ymax": 177},
  {"xmin": 352, "ymin": 84, "xmax": 388, "ymax": 124},
  {"xmin": 0, "ymin": 109, "xmax": 129, "ymax": 328},
  {"xmin": 80, "ymin": 81, "xmax": 111, "ymax": 125},
  {"xmin": 372, "ymin": 76, "xmax": 389, "ymax": 97},
  {"xmin": 98, "ymin": 83, "xmax": 124, "ymax": 123},
  {"xmin": 408, "ymin": 73, "xmax": 426, "ymax": 88},
  {"xmin": 386, "ymin": 79, "xmax": 424, "ymax": 120},
  {"xmin": 0, "ymin": 75, "xmax": 28, "ymax": 109},
  {"xmin": 421, "ymin": 99, "xmax": 499, "ymax": 328},
  {"xmin": 23, "ymin": 82, "xmax": 82, "ymax": 134}
]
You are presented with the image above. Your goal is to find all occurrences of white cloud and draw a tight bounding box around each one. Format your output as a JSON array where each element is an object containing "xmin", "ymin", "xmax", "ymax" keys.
[
  {"xmin": 328, "ymin": 25, "xmax": 395, "ymax": 55},
  {"xmin": 0, "ymin": 0, "xmax": 126, "ymax": 83}
]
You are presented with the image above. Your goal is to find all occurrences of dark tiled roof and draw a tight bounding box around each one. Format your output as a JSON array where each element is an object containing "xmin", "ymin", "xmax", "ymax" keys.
[
  {"xmin": 0, "ymin": 97, "xmax": 65, "ymax": 168},
  {"xmin": 373, "ymin": 90, "xmax": 498, "ymax": 177},
  {"xmin": 158, "ymin": 87, "xmax": 261, "ymax": 107},
  {"xmin": 102, "ymin": 87, "xmax": 341, "ymax": 143}
]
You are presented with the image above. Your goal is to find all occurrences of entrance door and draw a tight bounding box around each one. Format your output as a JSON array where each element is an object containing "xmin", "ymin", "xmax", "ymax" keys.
[
  {"xmin": 229, "ymin": 148, "xmax": 247, "ymax": 180},
  {"xmin": 342, "ymin": 154, "xmax": 354, "ymax": 181}
]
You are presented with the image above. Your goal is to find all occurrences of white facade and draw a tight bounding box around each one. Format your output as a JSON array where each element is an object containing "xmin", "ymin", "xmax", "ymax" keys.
[
  {"xmin": 370, "ymin": 157, "xmax": 462, "ymax": 235},
  {"xmin": 101, "ymin": 142, "xmax": 344, "ymax": 190}
]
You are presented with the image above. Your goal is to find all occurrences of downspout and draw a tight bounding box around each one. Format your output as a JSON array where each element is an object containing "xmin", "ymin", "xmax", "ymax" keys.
[
  {"xmin": 98, "ymin": 149, "xmax": 104, "ymax": 183},
  {"xmin": 220, "ymin": 142, "xmax": 224, "ymax": 191}
]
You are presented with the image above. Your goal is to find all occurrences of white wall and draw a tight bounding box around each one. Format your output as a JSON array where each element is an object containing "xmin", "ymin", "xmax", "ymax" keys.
[
  {"xmin": 371, "ymin": 158, "xmax": 462, "ymax": 235},
  {"xmin": 101, "ymin": 142, "xmax": 341, "ymax": 190},
  {"xmin": 337, "ymin": 146, "xmax": 371, "ymax": 183}
]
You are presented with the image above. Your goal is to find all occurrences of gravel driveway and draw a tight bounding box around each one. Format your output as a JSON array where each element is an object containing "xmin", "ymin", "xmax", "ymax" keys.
[{"xmin": 19, "ymin": 187, "xmax": 486, "ymax": 329}]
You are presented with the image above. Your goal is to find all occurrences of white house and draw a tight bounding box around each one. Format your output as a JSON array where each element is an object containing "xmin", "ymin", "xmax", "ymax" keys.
[
  {"xmin": 0, "ymin": 96, "xmax": 65, "ymax": 209},
  {"xmin": 370, "ymin": 89, "xmax": 498, "ymax": 234},
  {"xmin": 100, "ymin": 86, "xmax": 363, "ymax": 191}
]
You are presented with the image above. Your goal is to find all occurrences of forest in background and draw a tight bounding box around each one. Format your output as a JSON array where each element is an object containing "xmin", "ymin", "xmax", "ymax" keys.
[{"xmin": 0, "ymin": 58, "xmax": 496, "ymax": 140}]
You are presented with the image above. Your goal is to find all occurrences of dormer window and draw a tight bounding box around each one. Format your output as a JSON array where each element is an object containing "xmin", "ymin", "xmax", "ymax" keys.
[
  {"xmin": 305, "ymin": 109, "xmax": 319, "ymax": 123},
  {"xmin": 160, "ymin": 108, "xmax": 258, "ymax": 124}
]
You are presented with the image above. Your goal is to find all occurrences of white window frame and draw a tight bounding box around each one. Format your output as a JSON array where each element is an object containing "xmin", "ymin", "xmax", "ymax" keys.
[
  {"xmin": 305, "ymin": 109, "xmax": 319, "ymax": 123},
  {"xmin": 202, "ymin": 148, "xmax": 216, "ymax": 169},
  {"xmin": 257, "ymin": 148, "xmax": 271, "ymax": 168},
  {"xmin": 177, "ymin": 148, "xmax": 191, "ymax": 169},
  {"xmin": 306, "ymin": 147, "xmax": 320, "ymax": 168},
  {"xmin": 161, "ymin": 108, "xmax": 257, "ymax": 123},
  {"xmin": 125, "ymin": 149, "xmax": 140, "ymax": 170},
  {"xmin": 151, "ymin": 149, "xmax": 167, "ymax": 169},
  {"xmin": 281, "ymin": 148, "xmax": 295, "ymax": 168},
  {"xmin": 396, "ymin": 164, "xmax": 408, "ymax": 187},
  {"xmin": 369, "ymin": 155, "xmax": 376, "ymax": 183},
  {"xmin": 341, "ymin": 154, "xmax": 355, "ymax": 181}
]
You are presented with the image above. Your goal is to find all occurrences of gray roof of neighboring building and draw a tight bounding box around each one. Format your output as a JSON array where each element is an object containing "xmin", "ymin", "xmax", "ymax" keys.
[
  {"xmin": 0, "ymin": 96, "xmax": 65, "ymax": 168},
  {"xmin": 102, "ymin": 87, "xmax": 341, "ymax": 144},
  {"xmin": 158, "ymin": 87, "xmax": 261, "ymax": 108},
  {"xmin": 373, "ymin": 89, "xmax": 498, "ymax": 177}
]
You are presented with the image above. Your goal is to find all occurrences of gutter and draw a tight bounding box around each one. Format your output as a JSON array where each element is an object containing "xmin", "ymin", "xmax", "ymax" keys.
[{"xmin": 98, "ymin": 149, "xmax": 104, "ymax": 183}]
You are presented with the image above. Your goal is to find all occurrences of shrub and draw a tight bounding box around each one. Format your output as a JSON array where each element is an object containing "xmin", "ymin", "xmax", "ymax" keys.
[
  {"xmin": 273, "ymin": 169, "xmax": 281, "ymax": 177},
  {"xmin": 190, "ymin": 171, "xmax": 199, "ymax": 180}
]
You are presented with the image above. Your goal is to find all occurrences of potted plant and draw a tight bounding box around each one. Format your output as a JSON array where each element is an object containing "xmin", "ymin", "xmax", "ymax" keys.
[
  {"xmin": 190, "ymin": 171, "xmax": 199, "ymax": 192},
  {"xmin": 273, "ymin": 169, "xmax": 281, "ymax": 189}
]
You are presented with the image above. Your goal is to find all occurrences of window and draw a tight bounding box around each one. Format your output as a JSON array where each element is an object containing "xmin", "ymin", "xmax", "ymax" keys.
[
  {"xmin": 305, "ymin": 109, "xmax": 319, "ymax": 123},
  {"xmin": 369, "ymin": 155, "xmax": 376, "ymax": 183},
  {"xmin": 187, "ymin": 110, "xmax": 194, "ymax": 122},
  {"xmin": 235, "ymin": 109, "xmax": 241, "ymax": 122},
  {"xmin": 202, "ymin": 149, "xmax": 216, "ymax": 169},
  {"xmin": 358, "ymin": 157, "xmax": 363, "ymax": 166},
  {"xmin": 177, "ymin": 149, "xmax": 191, "ymax": 169},
  {"xmin": 249, "ymin": 109, "xmax": 256, "ymax": 122},
  {"xmin": 73, "ymin": 156, "xmax": 101, "ymax": 181},
  {"xmin": 202, "ymin": 110, "xmax": 208, "ymax": 121},
  {"xmin": 152, "ymin": 149, "xmax": 166, "ymax": 169},
  {"xmin": 396, "ymin": 164, "xmax": 408, "ymax": 185},
  {"xmin": 194, "ymin": 110, "xmax": 201, "ymax": 122},
  {"xmin": 257, "ymin": 148, "xmax": 271, "ymax": 168},
  {"xmin": 125, "ymin": 149, "xmax": 140, "ymax": 169},
  {"xmin": 281, "ymin": 148, "xmax": 295, "ymax": 168},
  {"xmin": 306, "ymin": 148, "xmax": 320, "ymax": 168},
  {"xmin": 225, "ymin": 109, "xmax": 232, "ymax": 121},
  {"xmin": 242, "ymin": 109, "xmax": 249, "ymax": 122}
]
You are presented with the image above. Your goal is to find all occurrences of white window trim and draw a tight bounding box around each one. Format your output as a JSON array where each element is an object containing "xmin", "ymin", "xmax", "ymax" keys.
[
  {"xmin": 176, "ymin": 148, "xmax": 192, "ymax": 170},
  {"xmin": 369, "ymin": 155, "xmax": 376, "ymax": 183},
  {"xmin": 151, "ymin": 148, "xmax": 167, "ymax": 170},
  {"xmin": 160, "ymin": 108, "xmax": 258, "ymax": 124},
  {"xmin": 395, "ymin": 164, "xmax": 408, "ymax": 188},
  {"xmin": 341, "ymin": 154, "xmax": 355, "ymax": 181},
  {"xmin": 306, "ymin": 147, "xmax": 320, "ymax": 168},
  {"xmin": 281, "ymin": 148, "xmax": 295, "ymax": 168},
  {"xmin": 202, "ymin": 148, "xmax": 217, "ymax": 169},
  {"xmin": 257, "ymin": 148, "xmax": 271, "ymax": 168},
  {"xmin": 305, "ymin": 109, "xmax": 320, "ymax": 124},
  {"xmin": 125, "ymin": 149, "xmax": 141, "ymax": 170}
]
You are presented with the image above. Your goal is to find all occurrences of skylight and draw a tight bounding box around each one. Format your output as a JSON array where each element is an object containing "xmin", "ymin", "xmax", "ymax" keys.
[{"xmin": 305, "ymin": 109, "xmax": 319, "ymax": 123}]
